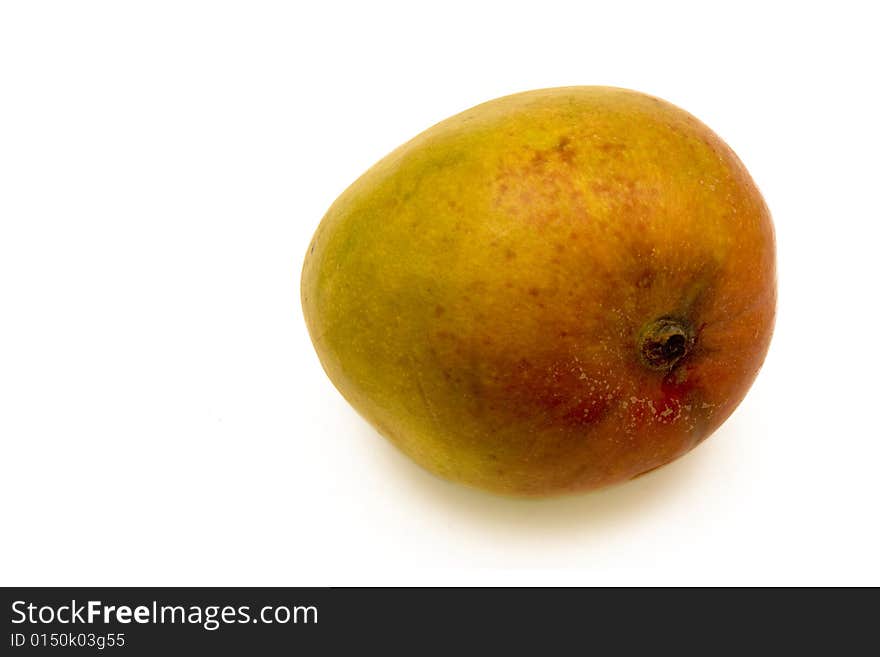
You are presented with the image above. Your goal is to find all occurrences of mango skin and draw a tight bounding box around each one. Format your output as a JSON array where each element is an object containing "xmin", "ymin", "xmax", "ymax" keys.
[{"xmin": 302, "ymin": 87, "xmax": 775, "ymax": 497}]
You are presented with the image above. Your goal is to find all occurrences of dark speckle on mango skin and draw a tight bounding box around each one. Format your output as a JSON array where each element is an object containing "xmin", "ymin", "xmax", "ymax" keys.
[
  {"xmin": 302, "ymin": 86, "xmax": 776, "ymax": 497},
  {"xmin": 636, "ymin": 269, "xmax": 654, "ymax": 289}
]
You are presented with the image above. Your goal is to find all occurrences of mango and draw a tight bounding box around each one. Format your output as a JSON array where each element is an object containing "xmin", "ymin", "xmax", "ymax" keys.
[{"xmin": 302, "ymin": 87, "xmax": 775, "ymax": 497}]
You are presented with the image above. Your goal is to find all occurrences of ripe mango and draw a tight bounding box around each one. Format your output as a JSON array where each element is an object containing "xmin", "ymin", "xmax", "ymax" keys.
[{"xmin": 302, "ymin": 87, "xmax": 775, "ymax": 497}]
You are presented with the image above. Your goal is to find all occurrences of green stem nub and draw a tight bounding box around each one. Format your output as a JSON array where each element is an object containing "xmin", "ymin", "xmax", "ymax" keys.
[{"xmin": 639, "ymin": 317, "xmax": 693, "ymax": 370}]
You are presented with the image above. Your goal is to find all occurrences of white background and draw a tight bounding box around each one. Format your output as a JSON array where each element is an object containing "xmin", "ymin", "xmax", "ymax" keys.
[{"xmin": 1, "ymin": 1, "xmax": 878, "ymax": 586}]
